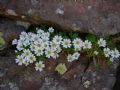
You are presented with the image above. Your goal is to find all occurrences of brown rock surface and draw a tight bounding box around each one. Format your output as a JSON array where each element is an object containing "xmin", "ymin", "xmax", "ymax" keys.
[
  {"xmin": 0, "ymin": 0, "xmax": 120, "ymax": 36},
  {"xmin": 0, "ymin": 17, "xmax": 30, "ymax": 48},
  {"xmin": 0, "ymin": 48, "xmax": 117, "ymax": 90}
]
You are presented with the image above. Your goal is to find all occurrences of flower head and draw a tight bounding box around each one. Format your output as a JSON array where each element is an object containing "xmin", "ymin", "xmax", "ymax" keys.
[
  {"xmin": 62, "ymin": 39, "xmax": 71, "ymax": 48},
  {"xmin": 67, "ymin": 54, "xmax": 74, "ymax": 62},
  {"xmin": 73, "ymin": 52, "xmax": 80, "ymax": 60},
  {"xmin": 31, "ymin": 34, "xmax": 40, "ymax": 41},
  {"xmin": 53, "ymin": 35, "xmax": 63, "ymax": 45},
  {"xmin": 45, "ymin": 47, "xmax": 54, "ymax": 58},
  {"xmin": 48, "ymin": 27, "xmax": 54, "ymax": 33},
  {"xmin": 20, "ymin": 31, "xmax": 28, "ymax": 39},
  {"xmin": 111, "ymin": 48, "xmax": 120, "ymax": 58},
  {"xmin": 83, "ymin": 40, "xmax": 92, "ymax": 49},
  {"xmin": 12, "ymin": 39, "xmax": 18, "ymax": 45},
  {"xmin": 50, "ymin": 41, "xmax": 59, "ymax": 51},
  {"xmin": 98, "ymin": 38, "xmax": 106, "ymax": 47},
  {"xmin": 16, "ymin": 43, "xmax": 24, "ymax": 51},
  {"xmin": 41, "ymin": 32, "xmax": 50, "ymax": 38},
  {"xmin": 51, "ymin": 52, "xmax": 59, "ymax": 59},
  {"xmin": 103, "ymin": 48, "xmax": 111, "ymax": 57},
  {"xmin": 73, "ymin": 38, "xmax": 83, "ymax": 49},
  {"xmin": 34, "ymin": 47, "xmax": 44, "ymax": 56},
  {"xmin": 37, "ymin": 29, "xmax": 44, "ymax": 36},
  {"xmin": 35, "ymin": 61, "xmax": 45, "ymax": 72},
  {"xmin": 26, "ymin": 54, "xmax": 36, "ymax": 63},
  {"xmin": 15, "ymin": 55, "xmax": 24, "ymax": 65}
]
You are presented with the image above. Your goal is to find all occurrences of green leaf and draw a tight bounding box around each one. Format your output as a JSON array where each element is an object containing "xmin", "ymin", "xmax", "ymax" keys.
[
  {"xmin": 55, "ymin": 63, "xmax": 67, "ymax": 75},
  {"xmin": 69, "ymin": 32, "xmax": 78, "ymax": 40},
  {"xmin": 37, "ymin": 56, "xmax": 45, "ymax": 61},
  {"xmin": 85, "ymin": 34, "xmax": 97, "ymax": 43},
  {"xmin": 15, "ymin": 50, "xmax": 23, "ymax": 55}
]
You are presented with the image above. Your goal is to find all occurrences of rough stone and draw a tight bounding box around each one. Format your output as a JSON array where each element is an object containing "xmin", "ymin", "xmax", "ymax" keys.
[
  {"xmin": 0, "ymin": 48, "xmax": 117, "ymax": 90},
  {"xmin": 0, "ymin": 0, "xmax": 119, "ymax": 36},
  {"xmin": 82, "ymin": 62, "xmax": 116, "ymax": 90},
  {"xmin": 0, "ymin": 17, "xmax": 30, "ymax": 48}
]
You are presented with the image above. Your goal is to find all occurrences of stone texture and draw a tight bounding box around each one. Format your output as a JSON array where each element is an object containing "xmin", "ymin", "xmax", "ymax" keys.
[
  {"xmin": 0, "ymin": 17, "xmax": 30, "ymax": 48},
  {"xmin": 0, "ymin": 0, "xmax": 120, "ymax": 36},
  {"xmin": 81, "ymin": 62, "xmax": 117, "ymax": 90},
  {"xmin": 0, "ymin": 48, "xmax": 117, "ymax": 90}
]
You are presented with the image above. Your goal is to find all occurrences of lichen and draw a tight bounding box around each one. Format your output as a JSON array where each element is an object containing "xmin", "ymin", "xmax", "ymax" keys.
[{"xmin": 0, "ymin": 32, "xmax": 5, "ymax": 50}]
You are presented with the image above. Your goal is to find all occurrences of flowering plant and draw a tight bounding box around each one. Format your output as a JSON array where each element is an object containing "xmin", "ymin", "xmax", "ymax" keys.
[{"xmin": 12, "ymin": 26, "xmax": 120, "ymax": 74}]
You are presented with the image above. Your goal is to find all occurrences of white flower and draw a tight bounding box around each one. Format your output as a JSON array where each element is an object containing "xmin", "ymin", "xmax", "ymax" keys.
[
  {"xmin": 31, "ymin": 34, "xmax": 40, "ymax": 41},
  {"xmin": 21, "ymin": 31, "xmax": 27, "ymax": 35},
  {"xmin": 42, "ymin": 42, "xmax": 49, "ymax": 50},
  {"xmin": 30, "ymin": 43, "xmax": 35, "ymax": 51},
  {"xmin": 98, "ymin": 38, "xmax": 106, "ymax": 47},
  {"xmin": 41, "ymin": 36, "xmax": 49, "ymax": 43},
  {"xmin": 103, "ymin": 48, "xmax": 111, "ymax": 57},
  {"xmin": 34, "ymin": 41, "xmax": 44, "ymax": 49},
  {"xmin": 56, "ymin": 47, "xmax": 62, "ymax": 53},
  {"xmin": 40, "ymin": 32, "xmax": 50, "ymax": 38},
  {"xmin": 26, "ymin": 54, "xmax": 36, "ymax": 63},
  {"xmin": 83, "ymin": 40, "xmax": 92, "ymax": 49},
  {"xmin": 23, "ymin": 49, "xmax": 32, "ymax": 57},
  {"xmin": 50, "ymin": 41, "xmax": 59, "ymax": 51},
  {"xmin": 37, "ymin": 29, "xmax": 44, "ymax": 35},
  {"xmin": 51, "ymin": 52, "xmax": 59, "ymax": 59},
  {"xmin": 28, "ymin": 32, "xmax": 34, "ymax": 40},
  {"xmin": 73, "ymin": 38, "xmax": 83, "ymax": 49},
  {"xmin": 94, "ymin": 51, "xmax": 99, "ymax": 55},
  {"xmin": 15, "ymin": 55, "xmax": 24, "ymax": 65},
  {"xmin": 35, "ymin": 61, "xmax": 45, "ymax": 72},
  {"xmin": 12, "ymin": 39, "xmax": 18, "ymax": 45},
  {"xmin": 45, "ymin": 48, "xmax": 54, "ymax": 58},
  {"xmin": 18, "ymin": 37, "xmax": 30, "ymax": 47},
  {"xmin": 111, "ymin": 48, "xmax": 120, "ymax": 58},
  {"xmin": 67, "ymin": 54, "xmax": 74, "ymax": 62},
  {"xmin": 34, "ymin": 47, "xmax": 44, "ymax": 56},
  {"xmin": 62, "ymin": 39, "xmax": 71, "ymax": 48},
  {"xmin": 22, "ymin": 38, "xmax": 30, "ymax": 47},
  {"xmin": 20, "ymin": 31, "xmax": 28, "ymax": 39},
  {"xmin": 44, "ymin": 32, "xmax": 50, "ymax": 38},
  {"xmin": 73, "ymin": 52, "xmax": 80, "ymax": 60},
  {"xmin": 48, "ymin": 27, "xmax": 54, "ymax": 33},
  {"xmin": 16, "ymin": 43, "xmax": 24, "ymax": 51},
  {"xmin": 17, "ymin": 38, "xmax": 24, "ymax": 44},
  {"xmin": 53, "ymin": 35, "xmax": 63, "ymax": 45}
]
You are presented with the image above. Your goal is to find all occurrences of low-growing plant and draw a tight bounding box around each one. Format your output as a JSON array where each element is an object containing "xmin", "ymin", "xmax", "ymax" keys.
[{"xmin": 12, "ymin": 25, "xmax": 120, "ymax": 75}]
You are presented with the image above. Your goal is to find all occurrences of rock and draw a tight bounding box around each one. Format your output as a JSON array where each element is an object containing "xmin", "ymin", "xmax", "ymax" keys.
[
  {"xmin": 0, "ymin": 67, "xmax": 7, "ymax": 78},
  {"xmin": 0, "ymin": 18, "xmax": 30, "ymax": 48},
  {"xmin": 113, "ymin": 62, "xmax": 120, "ymax": 90},
  {"xmin": 81, "ymin": 62, "xmax": 116, "ymax": 90},
  {"xmin": 0, "ymin": 48, "xmax": 44, "ymax": 90},
  {"xmin": 0, "ymin": 47, "xmax": 118, "ymax": 90},
  {"xmin": 0, "ymin": 0, "xmax": 120, "ymax": 36}
]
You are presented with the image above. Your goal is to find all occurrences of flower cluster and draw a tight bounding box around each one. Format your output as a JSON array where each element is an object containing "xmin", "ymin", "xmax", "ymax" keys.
[{"xmin": 12, "ymin": 26, "xmax": 120, "ymax": 72}]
